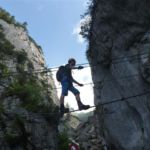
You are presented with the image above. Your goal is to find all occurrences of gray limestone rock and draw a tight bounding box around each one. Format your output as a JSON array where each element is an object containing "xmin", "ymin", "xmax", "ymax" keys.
[
  {"xmin": 0, "ymin": 13, "xmax": 59, "ymax": 149},
  {"xmin": 88, "ymin": 0, "xmax": 150, "ymax": 149}
]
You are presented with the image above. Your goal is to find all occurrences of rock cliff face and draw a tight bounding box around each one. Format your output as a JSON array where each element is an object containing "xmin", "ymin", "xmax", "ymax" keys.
[
  {"xmin": 0, "ymin": 8, "xmax": 59, "ymax": 149},
  {"xmin": 74, "ymin": 115, "xmax": 106, "ymax": 150},
  {"xmin": 59, "ymin": 114, "xmax": 105, "ymax": 150},
  {"xmin": 87, "ymin": 0, "xmax": 150, "ymax": 149}
]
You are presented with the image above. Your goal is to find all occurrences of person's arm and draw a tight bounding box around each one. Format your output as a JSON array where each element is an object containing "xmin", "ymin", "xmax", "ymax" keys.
[
  {"xmin": 68, "ymin": 64, "xmax": 84, "ymax": 86},
  {"xmin": 71, "ymin": 76, "xmax": 83, "ymax": 86},
  {"xmin": 73, "ymin": 79, "xmax": 83, "ymax": 85},
  {"xmin": 70, "ymin": 66, "xmax": 84, "ymax": 70}
]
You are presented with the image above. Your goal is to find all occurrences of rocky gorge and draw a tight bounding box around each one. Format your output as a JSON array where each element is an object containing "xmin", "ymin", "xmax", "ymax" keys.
[
  {"xmin": 85, "ymin": 0, "xmax": 150, "ymax": 149},
  {"xmin": 0, "ymin": 8, "xmax": 59, "ymax": 149},
  {"xmin": 1, "ymin": 0, "xmax": 150, "ymax": 149}
]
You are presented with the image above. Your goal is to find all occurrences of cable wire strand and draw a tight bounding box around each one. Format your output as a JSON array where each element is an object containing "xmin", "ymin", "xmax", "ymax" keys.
[{"xmin": 0, "ymin": 52, "xmax": 149, "ymax": 76}]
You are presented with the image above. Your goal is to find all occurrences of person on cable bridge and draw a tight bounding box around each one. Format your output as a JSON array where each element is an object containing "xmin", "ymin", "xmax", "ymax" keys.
[{"xmin": 56, "ymin": 58, "xmax": 90, "ymax": 117}]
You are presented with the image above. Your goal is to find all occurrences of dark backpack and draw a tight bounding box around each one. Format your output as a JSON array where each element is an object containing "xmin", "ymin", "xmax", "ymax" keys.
[{"xmin": 56, "ymin": 66, "xmax": 66, "ymax": 82}]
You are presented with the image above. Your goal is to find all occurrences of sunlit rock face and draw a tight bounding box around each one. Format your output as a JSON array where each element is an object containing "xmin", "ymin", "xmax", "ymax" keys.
[
  {"xmin": 88, "ymin": 0, "xmax": 150, "ymax": 149},
  {"xmin": 0, "ymin": 8, "xmax": 59, "ymax": 149}
]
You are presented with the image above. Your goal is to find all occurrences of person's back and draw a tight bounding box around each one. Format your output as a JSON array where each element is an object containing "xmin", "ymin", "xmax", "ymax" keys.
[{"xmin": 64, "ymin": 63, "xmax": 74, "ymax": 85}]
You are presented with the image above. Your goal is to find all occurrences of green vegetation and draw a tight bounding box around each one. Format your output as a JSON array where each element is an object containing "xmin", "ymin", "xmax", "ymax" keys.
[
  {"xmin": 0, "ymin": 7, "xmax": 60, "ymax": 148},
  {"xmin": 15, "ymin": 50, "xmax": 28, "ymax": 73},
  {"xmin": 0, "ymin": 8, "xmax": 16, "ymax": 25},
  {"xmin": 27, "ymin": 60, "xmax": 34, "ymax": 70},
  {"xmin": 0, "ymin": 40, "xmax": 15, "ymax": 56},
  {"xmin": 0, "ymin": 104, "xmax": 5, "ymax": 121},
  {"xmin": 4, "ymin": 116, "xmax": 30, "ymax": 148},
  {"xmin": 4, "ymin": 117, "xmax": 22, "ymax": 146},
  {"xmin": 5, "ymin": 74, "xmax": 58, "ymax": 119},
  {"xmin": 58, "ymin": 131, "xmax": 70, "ymax": 150},
  {"xmin": 0, "ymin": 7, "xmax": 44, "ymax": 54},
  {"xmin": 80, "ymin": 0, "xmax": 97, "ymax": 60},
  {"xmin": 0, "ymin": 25, "xmax": 28, "ymax": 62},
  {"xmin": 80, "ymin": 0, "xmax": 94, "ymax": 40},
  {"xmin": 0, "ymin": 26, "xmax": 22, "ymax": 62},
  {"xmin": 0, "ymin": 36, "xmax": 57, "ymax": 119},
  {"xmin": 80, "ymin": 16, "xmax": 91, "ymax": 40},
  {"xmin": 0, "ymin": 104, "xmax": 4, "ymax": 114},
  {"xmin": 6, "ymin": 78, "xmax": 43, "ymax": 112},
  {"xmin": 15, "ymin": 50, "xmax": 27, "ymax": 65},
  {"xmin": 0, "ymin": 63, "xmax": 9, "ymax": 78},
  {"xmin": 4, "ymin": 132, "xmax": 20, "ymax": 146},
  {"xmin": 0, "ymin": 31, "xmax": 15, "ymax": 58},
  {"xmin": 0, "ymin": 7, "xmax": 27, "ymax": 31}
]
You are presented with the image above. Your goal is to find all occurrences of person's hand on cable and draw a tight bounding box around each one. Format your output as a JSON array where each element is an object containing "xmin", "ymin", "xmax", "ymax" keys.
[
  {"xmin": 78, "ymin": 66, "xmax": 84, "ymax": 70},
  {"xmin": 78, "ymin": 83, "xmax": 84, "ymax": 87}
]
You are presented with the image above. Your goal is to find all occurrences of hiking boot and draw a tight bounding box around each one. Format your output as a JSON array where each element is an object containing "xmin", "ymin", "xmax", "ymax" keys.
[
  {"xmin": 60, "ymin": 105, "xmax": 69, "ymax": 117},
  {"xmin": 78, "ymin": 102, "xmax": 90, "ymax": 110}
]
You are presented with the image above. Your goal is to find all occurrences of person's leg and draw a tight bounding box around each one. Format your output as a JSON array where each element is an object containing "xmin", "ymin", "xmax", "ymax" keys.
[
  {"xmin": 75, "ymin": 93, "xmax": 82, "ymax": 104},
  {"xmin": 60, "ymin": 94, "xmax": 65, "ymax": 111},
  {"xmin": 60, "ymin": 94, "xmax": 69, "ymax": 117},
  {"xmin": 69, "ymin": 86, "xmax": 90, "ymax": 110},
  {"xmin": 60, "ymin": 94, "xmax": 65, "ymax": 106},
  {"xmin": 60, "ymin": 82, "xmax": 69, "ymax": 116},
  {"xmin": 75, "ymin": 93, "xmax": 90, "ymax": 110},
  {"xmin": 60, "ymin": 81, "xmax": 69, "ymax": 105}
]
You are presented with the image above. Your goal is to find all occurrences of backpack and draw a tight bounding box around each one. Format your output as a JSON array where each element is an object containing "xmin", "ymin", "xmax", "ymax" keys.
[{"xmin": 56, "ymin": 65, "xmax": 66, "ymax": 82}]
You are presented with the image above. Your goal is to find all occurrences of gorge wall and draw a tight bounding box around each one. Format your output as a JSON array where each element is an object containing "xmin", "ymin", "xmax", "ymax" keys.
[
  {"xmin": 0, "ymin": 8, "xmax": 59, "ymax": 149},
  {"xmin": 87, "ymin": 0, "xmax": 150, "ymax": 149}
]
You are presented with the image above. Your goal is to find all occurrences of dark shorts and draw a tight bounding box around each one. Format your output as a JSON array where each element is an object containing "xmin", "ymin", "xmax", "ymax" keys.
[{"xmin": 61, "ymin": 80, "xmax": 79, "ymax": 96}]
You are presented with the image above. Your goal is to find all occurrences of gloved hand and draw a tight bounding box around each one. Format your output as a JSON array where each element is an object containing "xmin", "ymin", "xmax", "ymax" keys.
[
  {"xmin": 78, "ymin": 66, "xmax": 84, "ymax": 70},
  {"xmin": 78, "ymin": 83, "xmax": 84, "ymax": 87}
]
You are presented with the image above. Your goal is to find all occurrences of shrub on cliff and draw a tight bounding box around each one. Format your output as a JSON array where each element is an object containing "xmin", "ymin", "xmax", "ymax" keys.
[
  {"xmin": 0, "ymin": 7, "xmax": 28, "ymax": 31},
  {"xmin": 6, "ymin": 78, "xmax": 44, "ymax": 111},
  {"xmin": 58, "ymin": 131, "xmax": 70, "ymax": 150},
  {"xmin": 0, "ymin": 32, "xmax": 15, "ymax": 57},
  {"xmin": 0, "ymin": 7, "xmax": 16, "ymax": 24}
]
